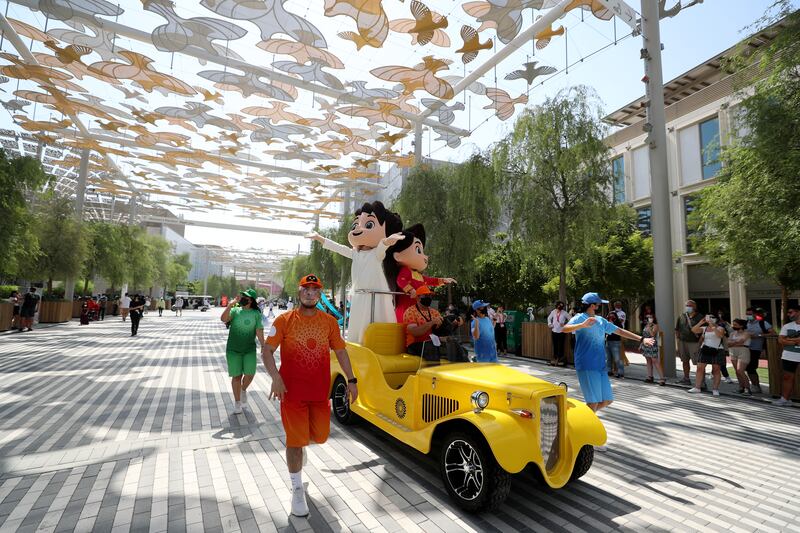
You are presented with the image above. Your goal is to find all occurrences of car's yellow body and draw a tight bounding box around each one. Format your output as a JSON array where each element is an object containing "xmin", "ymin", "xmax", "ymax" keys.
[{"xmin": 330, "ymin": 323, "xmax": 606, "ymax": 488}]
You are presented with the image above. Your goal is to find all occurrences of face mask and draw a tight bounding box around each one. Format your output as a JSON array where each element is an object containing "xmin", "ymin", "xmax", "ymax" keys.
[
  {"xmin": 419, "ymin": 296, "xmax": 432, "ymax": 307},
  {"xmin": 647, "ymin": 317, "xmax": 653, "ymax": 323},
  {"xmin": 685, "ymin": 306, "xmax": 694, "ymax": 314},
  {"xmin": 746, "ymin": 314, "xmax": 753, "ymax": 320}
]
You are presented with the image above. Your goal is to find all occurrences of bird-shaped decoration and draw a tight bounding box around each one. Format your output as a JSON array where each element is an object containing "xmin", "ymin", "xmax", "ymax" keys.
[
  {"xmin": 250, "ymin": 120, "xmax": 312, "ymax": 144},
  {"xmin": 483, "ymin": 88, "xmax": 528, "ymax": 121},
  {"xmin": 389, "ymin": 1, "xmax": 450, "ymax": 47},
  {"xmin": 112, "ymin": 85, "xmax": 147, "ymax": 102},
  {"xmin": 376, "ymin": 131, "xmax": 406, "ymax": 145},
  {"xmin": 2, "ymin": 99, "xmax": 30, "ymax": 112},
  {"xmin": 98, "ymin": 120, "xmax": 128, "ymax": 132},
  {"xmin": 504, "ymin": 61, "xmax": 557, "ymax": 85},
  {"xmin": 88, "ymin": 51, "xmax": 196, "ymax": 96},
  {"xmin": 219, "ymin": 131, "xmax": 246, "ymax": 144},
  {"xmin": 272, "ymin": 59, "xmax": 344, "ymax": 90},
  {"xmin": 314, "ymin": 164, "xmax": 341, "ymax": 173},
  {"xmin": 14, "ymin": 116, "xmax": 72, "ymax": 133},
  {"xmin": 455, "ymin": 25, "xmax": 492, "ymax": 64},
  {"xmin": 43, "ymin": 40, "xmax": 93, "ymax": 65},
  {"xmin": 326, "ymin": 0, "xmax": 389, "ymax": 49},
  {"xmin": 658, "ymin": 0, "xmax": 682, "ymax": 18},
  {"xmin": 371, "ymin": 56, "xmax": 453, "ymax": 98},
  {"xmin": 420, "ymin": 99, "xmax": 465, "ymax": 125},
  {"xmin": 199, "ymin": 69, "xmax": 294, "ymax": 101},
  {"xmin": 337, "ymin": 101, "xmax": 411, "ymax": 129},
  {"xmin": 353, "ymin": 158, "xmax": 377, "ymax": 169},
  {"xmin": 463, "ymin": 0, "xmax": 545, "ymax": 44},
  {"xmin": 564, "ymin": 0, "xmax": 613, "ymax": 20},
  {"xmin": 535, "ymin": 16, "xmax": 565, "ymax": 50},
  {"xmin": 196, "ymin": 87, "xmax": 224, "ymax": 103},
  {"xmin": 242, "ymin": 102, "xmax": 305, "ymax": 125},
  {"xmin": 337, "ymin": 81, "xmax": 400, "ymax": 105},
  {"xmin": 257, "ymin": 39, "xmax": 344, "ymax": 69},
  {"xmin": 432, "ymin": 125, "xmax": 462, "ymax": 148}
]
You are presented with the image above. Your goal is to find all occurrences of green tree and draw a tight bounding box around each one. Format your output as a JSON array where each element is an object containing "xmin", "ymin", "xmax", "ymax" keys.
[
  {"xmin": 472, "ymin": 234, "xmax": 548, "ymax": 310},
  {"xmin": 394, "ymin": 154, "xmax": 498, "ymax": 290},
  {"xmin": 691, "ymin": 3, "xmax": 800, "ymax": 323},
  {"xmin": 493, "ymin": 86, "xmax": 613, "ymax": 303},
  {"xmin": 29, "ymin": 192, "xmax": 88, "ymax": 295},
  {"xmin": 0, "ymin": 150, "xmax": 52, "ymax": 278},
  {"xmin": 280, "ymin": 255, "xmax": 311, "ymax": 299},
  {"xmin": 307, "ymin": 225, "xmax": 343, "ymax": 296},
  {"xmin": 166, "ymin": 253, "xmax": 191, "ymax": 293}
]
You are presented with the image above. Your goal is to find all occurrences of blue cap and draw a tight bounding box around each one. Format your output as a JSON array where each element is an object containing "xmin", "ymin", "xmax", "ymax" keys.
[
  {"xmin": 581, "ymin": 292, "xmax": 608, "ymax": 305},
  {"xmin": 472, "ymin": 300, "xmax": 490, "ymax": 311}
]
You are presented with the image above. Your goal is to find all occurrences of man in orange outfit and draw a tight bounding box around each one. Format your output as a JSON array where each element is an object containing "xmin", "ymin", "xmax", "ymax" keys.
[{"xmin": 261, "ymin": 274, "xmax": 358, "ymax": 518}]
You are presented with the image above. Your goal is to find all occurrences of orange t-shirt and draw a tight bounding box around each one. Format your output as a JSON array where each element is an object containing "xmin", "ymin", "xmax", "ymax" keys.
[
  {"xmin": 403, "ymin": 304, "xmax": 442, "ymax": 348},
  {"xmin": 266, "ymin": 309, "xmax": 346, "ymax": 402}
]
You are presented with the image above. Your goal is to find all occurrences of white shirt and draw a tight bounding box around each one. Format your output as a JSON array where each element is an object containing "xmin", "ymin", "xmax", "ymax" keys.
[
  {"xmin": 120, "ymin": 296, "xmax": 131, "ymax": 308},
  {"xmin": 614, "ymin": 308, "xmax": 626, "ymax": 326},
  {"xmin": 175, "ymin": 298, "xmax": 184, "ymax": 307},
  {"xmin": 547, "ymin": 309, "xmax": 571, "ymax": 333},
  {"xmin": 701, "ymin": 326, "xmax": 725, "ymax": 349},
  {"xmin": 286, "ymin": 301, "xmax": 294, "ymax": 310},
  {"xmin": 780, "ymin": 321, "xmax": 800, "ymax": 362}
]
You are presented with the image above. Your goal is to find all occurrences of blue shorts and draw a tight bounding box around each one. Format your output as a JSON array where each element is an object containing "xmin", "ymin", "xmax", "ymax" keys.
[{"xmin": 576, "ymin": 370, "xmax": 614, "ymax": 404}]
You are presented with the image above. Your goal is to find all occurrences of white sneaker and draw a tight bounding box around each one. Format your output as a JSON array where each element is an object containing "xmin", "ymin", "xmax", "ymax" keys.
[
  {"xmin": 290, "ymin": 486, "xmax": 309, "ymax": 517},
  {"xmin": 724, "ymin": 377, "xmax": 734, "ymax": 384},
  {"xmin": 687, "ymin": 387, "xmax": 702, "ymax": 393},
  {"xmin": 773, "ymin": 397, "xmax": 793, "ymax": 407},
  {"xmin": 240, "ymin": 390, "xmax": 248, "ymax": 406},
  {"xmin": 712, "ymin": 390, "xmax": 720, "ymax": 397},
  {"xmin": 232, "ymin": 402, "xmax": 242, "ymax": 414}
]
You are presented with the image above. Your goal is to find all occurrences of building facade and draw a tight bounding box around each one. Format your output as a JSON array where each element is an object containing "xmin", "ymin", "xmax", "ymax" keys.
[{"xmin": 603, "ymin": 20, "xmax": 798, "ymax": 322}]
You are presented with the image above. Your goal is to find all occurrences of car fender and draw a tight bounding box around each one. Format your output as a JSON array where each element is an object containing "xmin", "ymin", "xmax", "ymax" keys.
[
  {"xmin": 564, "ymin": 399, "xmax": 606, "ymax": 453},
  {"xmin": 438, "ymin": 410, "xmax": 539, "ymax": 475}
]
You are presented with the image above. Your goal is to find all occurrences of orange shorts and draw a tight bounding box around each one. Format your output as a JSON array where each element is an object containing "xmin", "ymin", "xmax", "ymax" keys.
[{"xmin": 280, "ymin": 399, "xmax": 331, "ymax": 448}]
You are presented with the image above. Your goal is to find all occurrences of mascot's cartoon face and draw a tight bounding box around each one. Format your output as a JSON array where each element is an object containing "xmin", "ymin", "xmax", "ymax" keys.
[
  {"xmin": 393, "ymin": 237, "xmax": 428, "ymax": 272},
  {"xmin": 348, "ymin": 211, "xmax": 386, "ymax": 249}
]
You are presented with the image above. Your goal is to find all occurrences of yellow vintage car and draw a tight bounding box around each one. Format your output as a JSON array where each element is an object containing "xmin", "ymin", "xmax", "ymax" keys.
[{"xmin": 329, "ymin": 322, "xmax": 606, "ymax": 512}]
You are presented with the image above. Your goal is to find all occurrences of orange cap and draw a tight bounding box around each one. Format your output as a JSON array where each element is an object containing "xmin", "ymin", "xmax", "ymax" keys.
[
  {"xmin": 299, "ymin": 274, "xmax": 323, "ymax": 289},
  {"xmin": 415, "ymin": 285, "xmax": 433, "ymax": 297}
]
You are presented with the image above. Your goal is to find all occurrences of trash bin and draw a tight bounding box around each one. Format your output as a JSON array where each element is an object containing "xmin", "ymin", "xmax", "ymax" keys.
[{"xmin": 505, "ymin": 310, "xmax": 525, "ymax": 355}]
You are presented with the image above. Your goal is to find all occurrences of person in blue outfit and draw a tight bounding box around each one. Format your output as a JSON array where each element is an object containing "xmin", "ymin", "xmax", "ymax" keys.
[
  {"xmin": 471, "ymin": 300, "xmax": 498, "ymax": 362},
  {"xmin": 563, "ymin": 293, "xmax": 655, "ymax": 425}
]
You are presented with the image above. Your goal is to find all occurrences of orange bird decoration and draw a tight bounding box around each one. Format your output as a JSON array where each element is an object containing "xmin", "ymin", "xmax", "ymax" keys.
[
  {"xmin": 43, "ymin": 40, "xmax": 93, "ymax": 65},
  {"xmin": 455, "ymin": 25, "xmax": 493, "ymax": 64},
  {"xmin": 535, "ymin": 16, "xmax": 565, "ymax": 50},
  {"xmin": 370, "ymin": 56, "xmax": 453, "ymax": 98},
  {"xmin": 389, "ymin": 0, "xmax": 450, "ymax": 47},
  {"xmin": 483, "ymin": 88, "xmax": 528, "ymax": 121}
]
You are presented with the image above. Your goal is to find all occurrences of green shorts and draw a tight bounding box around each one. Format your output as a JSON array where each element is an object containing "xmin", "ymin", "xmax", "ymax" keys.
[{"xmin": 226, "ymin": 351, "xmax": 257, "ymax": 377}]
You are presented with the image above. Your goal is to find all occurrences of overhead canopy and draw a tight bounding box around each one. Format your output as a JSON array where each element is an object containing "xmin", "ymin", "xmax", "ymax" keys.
[{"xmin": 0, "ymin": 0, "xmax": 633, "ymax": 226}]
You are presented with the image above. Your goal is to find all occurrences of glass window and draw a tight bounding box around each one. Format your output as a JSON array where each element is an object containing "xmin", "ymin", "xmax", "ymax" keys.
[
  {"xmin": 684, "ymin": 196, "xmax": 697, "ymax": 253},
  {"xmin": 700, "ymin": 117, "xmax": 721, "ymax": 180},
  {"xmin": 612, "ymin": 156, "xmax": 625, "ymax": 204},
  {"xmin": 636, "ymin": 206, "xmax": 651, "ymax": 237}
]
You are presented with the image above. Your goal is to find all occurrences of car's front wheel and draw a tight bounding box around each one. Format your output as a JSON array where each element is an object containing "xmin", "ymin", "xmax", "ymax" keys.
[
  {"xmin": 439, "ymin": 431, "xmax": 510, "ymax": 512},
  {"xmin": 331, "ymin": 376, "xmax": 357, "ymax": 425},
  {"xmin": 570, "ymin": 445, "xmax": 594, "ymax": 482}
]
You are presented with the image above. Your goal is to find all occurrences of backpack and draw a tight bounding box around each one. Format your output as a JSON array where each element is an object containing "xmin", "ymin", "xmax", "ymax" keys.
[{"xmin": 758, "ymin": 320, "xmax": 769, "ymax": 334}]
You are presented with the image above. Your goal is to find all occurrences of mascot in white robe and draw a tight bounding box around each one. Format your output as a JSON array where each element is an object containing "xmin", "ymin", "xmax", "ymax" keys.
[{"xmin": 307, "ymin": 201, "xmax": 403, "ymax": 344}]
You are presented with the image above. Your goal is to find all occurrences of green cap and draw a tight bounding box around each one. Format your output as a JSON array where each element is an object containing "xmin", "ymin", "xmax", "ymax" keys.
[{"xmin": 239, "ymin": 288, "xmax": 258, "ymax": 300}]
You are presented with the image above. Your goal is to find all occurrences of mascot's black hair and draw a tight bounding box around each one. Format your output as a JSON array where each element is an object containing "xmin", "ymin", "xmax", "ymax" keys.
[
  {"xmin": 353, "ymin": 201, "xmax": 403, "ymax": 236},
  {"xmin": 383, "ymin": 223, "xmax": 426, "ymax": 293}
]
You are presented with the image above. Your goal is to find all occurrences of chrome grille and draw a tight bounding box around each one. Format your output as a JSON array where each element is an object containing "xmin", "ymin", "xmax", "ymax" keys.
[
  {"xmin": 539, "ymin": 396, "xmax": 561, "ymax": 471},
  {"xmin": 422, "ymin": 394, "xmax": 459, "ymax": 423}
]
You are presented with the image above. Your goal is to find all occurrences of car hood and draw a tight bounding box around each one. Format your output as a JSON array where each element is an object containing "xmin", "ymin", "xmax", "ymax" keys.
[{"xmin": 419, "ymin": 363, "xmax": 559, "ymax": 400}]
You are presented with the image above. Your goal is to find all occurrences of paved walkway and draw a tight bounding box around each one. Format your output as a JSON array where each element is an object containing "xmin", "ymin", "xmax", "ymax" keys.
[{"xmin": 0, "ymin": 310, "xmax": 798, "ymax": 533}]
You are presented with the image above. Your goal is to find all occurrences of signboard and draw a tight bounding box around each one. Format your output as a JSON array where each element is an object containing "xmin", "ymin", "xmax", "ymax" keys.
[{"xmin": 597, "ymin": 0, "xmax": 639, "ymax": 30}]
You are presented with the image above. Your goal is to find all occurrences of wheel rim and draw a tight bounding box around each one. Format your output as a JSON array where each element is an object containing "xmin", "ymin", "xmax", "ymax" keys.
[
  {"xmin": 443, "ymin": 439, "xmax": 484, "ymax": 501},
  {"xmin": 333, "ymin": 380, "xmax": 349, "ymax": 418}
]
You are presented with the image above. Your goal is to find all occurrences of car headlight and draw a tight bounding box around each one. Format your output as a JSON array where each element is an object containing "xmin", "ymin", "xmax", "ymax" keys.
[{"xmin": 471, "ymin": 391, "xmax": 489, "ymax": 411}]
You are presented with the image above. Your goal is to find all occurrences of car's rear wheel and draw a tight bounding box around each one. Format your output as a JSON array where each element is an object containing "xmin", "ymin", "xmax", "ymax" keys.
[
  {"xmin": 570, "ymin": 445, "xmax": 594, "ymax": 482},
  {"xmin": 439, "ymin": 431, "xmax": 510, "ymax": 512},
  {"xmin": 331, "ymin": 376, "xmax": 357, "ymax": 425}
]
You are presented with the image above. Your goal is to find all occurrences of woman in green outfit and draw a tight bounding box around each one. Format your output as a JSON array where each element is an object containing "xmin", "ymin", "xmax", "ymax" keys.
[{"xmin": 222, "ymin": 288, "xmax": 264, "ymax": 414}]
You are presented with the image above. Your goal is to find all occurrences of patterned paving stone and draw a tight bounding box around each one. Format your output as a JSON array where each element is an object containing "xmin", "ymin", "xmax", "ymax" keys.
[{"xmin": 1, "ymin": 310, "xmax": 799, "ymax": 532}]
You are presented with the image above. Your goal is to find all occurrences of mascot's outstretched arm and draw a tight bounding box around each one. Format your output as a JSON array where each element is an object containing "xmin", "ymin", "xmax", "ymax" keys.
[{"xmin": 306, "ymin": 231, "xmax": 353, "ymax": 260}]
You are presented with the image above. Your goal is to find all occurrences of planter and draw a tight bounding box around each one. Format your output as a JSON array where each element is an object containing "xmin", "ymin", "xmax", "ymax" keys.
[
  {"xmin": 39, "ymin": 301, "xmax": 73, "ymax": 323},
  {"xmin": 0, "ymin": 302, "xmax": 13, "ymax": 331},
  {"xmin": 767, "ymin": 336, "xmax": 800, "ymax": 401},
  {"xmin": 72, "ymin": 300, "xmax": 83, "ymax": 318},
  {"xmin": 521, "ymin": 322, "xmax": 574, "ymax": 364}
]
